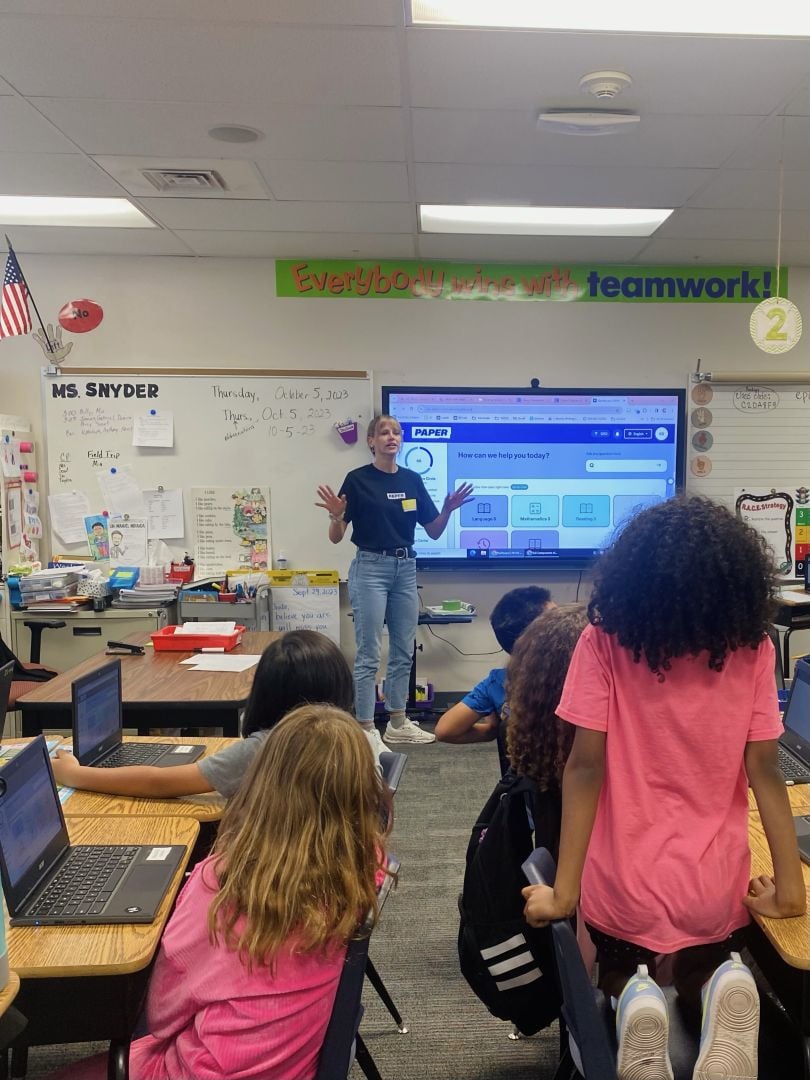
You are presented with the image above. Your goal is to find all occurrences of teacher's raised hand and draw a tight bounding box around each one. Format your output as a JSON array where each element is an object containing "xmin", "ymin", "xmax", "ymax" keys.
[
  {"xmin": 315, "ymin": 485, "xmax": 347, "ymax": 520},
  {"xmin": 443, "ymin": 482, "xmax": 475, "ymax": 513}
]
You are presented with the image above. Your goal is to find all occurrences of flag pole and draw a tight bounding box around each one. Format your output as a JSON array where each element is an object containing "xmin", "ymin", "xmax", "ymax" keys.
[{"xmin": 4, "ymin": 234, "xmax": 54, "ymax": 352}]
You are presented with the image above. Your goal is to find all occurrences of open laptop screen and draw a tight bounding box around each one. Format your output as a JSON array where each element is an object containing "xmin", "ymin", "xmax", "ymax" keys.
[
  {"xmin": 0, "ymin": 737, "xmax": 65, "ymax": 890},
  {"xmin": 72, "ymin": 661, "xmax": 122, "ymax": 762},
  {"xmin": 785, "ymin": 660, "xmax": 810, "ymax": 742}
]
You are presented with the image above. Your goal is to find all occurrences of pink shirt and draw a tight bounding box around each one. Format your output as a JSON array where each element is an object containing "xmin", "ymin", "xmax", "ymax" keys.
[
  {"xmin": 557, "ymin": 624, "xmax": 782, "ymax": 953},
  {"xmin": 129, "ymin": 856, "xmax": 346, "ymax": 1080}
]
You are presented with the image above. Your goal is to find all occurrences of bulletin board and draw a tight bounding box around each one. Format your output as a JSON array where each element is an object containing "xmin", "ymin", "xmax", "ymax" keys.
[
  {"xmin": 686, "ymin": 377, "xmax": 810, "ymax": 578},
  {"xmin": 41, "ymin": 369, "xmax": 373, "ymax": 577}
]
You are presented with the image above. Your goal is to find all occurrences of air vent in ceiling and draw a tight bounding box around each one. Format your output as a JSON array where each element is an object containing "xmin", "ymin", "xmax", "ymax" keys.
[{"xmin": 141, "ymin": 169, "xmax": 228, "ymax": 194}]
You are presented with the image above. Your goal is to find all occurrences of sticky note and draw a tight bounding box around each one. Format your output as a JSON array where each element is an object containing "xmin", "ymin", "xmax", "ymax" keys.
[{"xmin": 402, "ymin": 498, "xmax": 417, "ymax": 511}]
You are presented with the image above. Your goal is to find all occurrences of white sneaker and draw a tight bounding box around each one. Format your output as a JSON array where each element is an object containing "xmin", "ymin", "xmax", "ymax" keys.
[
  {"xmin": 384, "ymin": 719, "xmax": 436, "ymax": 744},
  {"xmin": 363, "ymin": 726, "xmax": 387, "ymax": 762},
  {"xmin": 693, "ymin": 953, "xmax": 759, "ymax": 1080}
]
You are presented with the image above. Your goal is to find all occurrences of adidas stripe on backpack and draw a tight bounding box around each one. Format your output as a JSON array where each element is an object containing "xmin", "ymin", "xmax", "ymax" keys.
[{"xmin": 457, "ymin": 772, "xmax": 562, "ymax": 1036}]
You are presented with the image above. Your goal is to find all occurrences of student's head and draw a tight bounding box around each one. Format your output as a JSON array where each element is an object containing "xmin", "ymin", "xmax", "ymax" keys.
[
  {"xmin": 366, "ymin": 414, "xmax": 402, "ymax": 456},
  {"xmin": 490, "ymin": 585, "xmax": 553, "ymax": 653},
  {"xmin": 589, "ymin": 494, "xmax": 776, "ymax": 675},
  {"xmin": 506, "ymin": 603, "xmax": 588, "ymax": 790},
  {"xmin": 210, "ymin": 705, "xmax": 387, "ymax": 966},
  {"xmin": 241, "ymin": 629, "xmax": 353, "ymax": 737}
]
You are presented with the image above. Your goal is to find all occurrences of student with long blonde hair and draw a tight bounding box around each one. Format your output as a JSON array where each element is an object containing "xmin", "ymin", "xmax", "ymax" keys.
[{"xmin": 52, "ymin": 705, "xmax": 389, "ymax": 1080}]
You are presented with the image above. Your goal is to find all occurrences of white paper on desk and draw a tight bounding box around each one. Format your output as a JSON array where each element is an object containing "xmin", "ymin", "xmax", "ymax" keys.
[
  {"xmin": 175, "ymin": 621, "xmax": 237, "ymax": 635},
  {"xmin": 182, "ymin": 654, "xmax": 261, "ymax": 673},
  {"xmin": 48, "ymin": 490, "xmax": 91, "ymax": 544},
  {"xmin": 97, "ymin": 466, "xmax": 147, "ymax": 518},
  {"xmin": 776, "ymin": 588, "xmax": 810, "ymax": 604},
  {"xmin": 132, "ymin": 412, "xmax": 174, "ymax": 448},
  {"xmin": 143, "ymin": 488, "xmax": 184, "ymax": 539}
]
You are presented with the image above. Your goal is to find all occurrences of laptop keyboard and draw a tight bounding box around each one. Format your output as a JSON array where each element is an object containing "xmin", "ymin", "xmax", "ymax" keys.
[
  {"xmin": 778, "ymin": 746, "xmax": 809, "ymax": 782},
  {"xmin": 29, "ymin": 845, "xmax": 139, "ymax": 918},
  {"xmin": 97, "ymin": 744, "xmax": 175, "ymax": 768}
]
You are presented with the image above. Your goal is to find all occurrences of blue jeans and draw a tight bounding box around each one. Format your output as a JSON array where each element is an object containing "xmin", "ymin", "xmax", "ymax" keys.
[{"xmin": 347, "ymin": 550, "xmax": 418, "ymax": 723}]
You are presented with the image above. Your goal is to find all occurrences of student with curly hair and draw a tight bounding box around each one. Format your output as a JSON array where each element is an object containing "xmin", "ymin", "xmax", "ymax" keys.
[
  {"xmin": 522, "ymin": 496, "xmax": 805, "ymax": 1080},
  {"xmin": 52, "ymin": 705, "xmax": 390, "ymax": 1080},
  {"xmin": 505, "ymin": 602, "xmax": 588, "ymax": 791},
  {"xmin": 436, "ymin": 585, "xmax": 553, "ymax": 774}
]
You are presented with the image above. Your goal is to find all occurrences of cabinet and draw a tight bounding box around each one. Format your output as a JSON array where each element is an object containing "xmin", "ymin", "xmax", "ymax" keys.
[{"xmin": 11, "ymin": 606, "xmax": 175, "ymax": 671}]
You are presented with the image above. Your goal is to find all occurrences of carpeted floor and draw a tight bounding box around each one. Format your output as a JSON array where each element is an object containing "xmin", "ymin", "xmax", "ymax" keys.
[{"xmin": 21, "ymin": 731, "xmax": 561, "ymax": 1079}]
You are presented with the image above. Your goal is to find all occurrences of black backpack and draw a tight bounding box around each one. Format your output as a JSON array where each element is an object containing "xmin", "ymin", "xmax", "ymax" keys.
[{"xmin": 457, "ymin": 772, "xmax": 562, "ymax": 1036}]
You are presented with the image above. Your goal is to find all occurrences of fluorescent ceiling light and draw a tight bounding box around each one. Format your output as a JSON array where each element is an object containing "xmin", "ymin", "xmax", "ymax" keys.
[
  {"xmin": 0, "ymin": 196, "xmax": 156, "ymax": 228},
  {"xmin": 419, "ymin": 204, "xmax": 672, "ymax": 237},
  {"xmin": 409, "ymin": 0, "xmax": 810, "ymax": 36}
]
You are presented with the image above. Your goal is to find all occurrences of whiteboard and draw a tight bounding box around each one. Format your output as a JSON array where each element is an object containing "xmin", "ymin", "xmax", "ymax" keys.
[
  {"xmin": 686, "ymin": 379, "xmax": 810, "ymax": 577},
  {"xmin": 41, "ymin": 370, "xmax": 372, "ymax": 576}
]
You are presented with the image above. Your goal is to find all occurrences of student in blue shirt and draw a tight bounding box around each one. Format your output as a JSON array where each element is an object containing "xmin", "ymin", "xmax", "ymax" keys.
[{"xmin": 435, "ymin": 586, "xmax": 553, "ymax": 774}]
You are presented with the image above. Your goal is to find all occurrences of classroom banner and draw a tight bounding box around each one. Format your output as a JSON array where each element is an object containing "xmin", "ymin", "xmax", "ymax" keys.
[{"xmin": 276, "ymin": 260, "xmax": 785, "ymax": 304}]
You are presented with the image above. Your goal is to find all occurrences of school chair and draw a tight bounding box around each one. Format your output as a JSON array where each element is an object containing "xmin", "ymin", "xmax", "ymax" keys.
[
  {"xmin": 379, "ymin": 751, "xmax": 407, "ymax": 795},
  {"xmin": 315, "ymin": 925, "xmax": 382, "ymax": 1080},
  {"xmin": 527, "ymin": 849, "xmax": 701, "ymax": 1080},
  {"xmin": 2, "ymin": 622, "xmax": 63, "ymax": 713}
]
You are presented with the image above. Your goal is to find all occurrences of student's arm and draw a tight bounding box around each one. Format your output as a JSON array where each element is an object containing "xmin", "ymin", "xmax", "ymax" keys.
[
  {"xmin": 522, "ymin": 726, "xmax": 606, "ymax": 925},
  {"xmin": 51, "ymin": 750, "xmax": 215, "ymax": 798},
  {"xmin": 743, "ymin": 739, "xmax": 806, "ymax": 919},
  {"xmin": 435, "ymin": 702, "xmax": 498, "ymax": 743}
]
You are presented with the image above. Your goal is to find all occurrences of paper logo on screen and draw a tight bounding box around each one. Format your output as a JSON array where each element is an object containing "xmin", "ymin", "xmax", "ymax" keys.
[{"xmin": 411, "ymin": 427, "xmax": 451, "ymax": 439}]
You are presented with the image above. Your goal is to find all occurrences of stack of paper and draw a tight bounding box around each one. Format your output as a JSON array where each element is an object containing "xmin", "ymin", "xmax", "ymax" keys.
[{"xmin": 113, "ymin": 582, "xmax": 179, "ymax": 608}]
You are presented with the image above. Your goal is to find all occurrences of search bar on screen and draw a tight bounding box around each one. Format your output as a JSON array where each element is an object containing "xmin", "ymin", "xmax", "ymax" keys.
[{"xmin": 585, "ymin": 459, "xmax": 667, "ymax": 473}]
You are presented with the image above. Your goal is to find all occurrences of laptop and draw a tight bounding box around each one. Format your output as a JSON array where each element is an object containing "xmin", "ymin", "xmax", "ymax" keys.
[
  {"xmin": 0, "ymin": 661, "xmax": 13, "ymax": 743},
  {"xmin": 72, "ymin": 660, "xmax": 204, "ymax": 769},
  {"xmin": 778, "ymin": 658, "xmax": 810, "ymax": 786},
  {"xmin": 795, "ymin": 815, "xmax": 810, "ymax": 865},
  {"xmin": 0, "ymin": 736, "xmax": 186, "ymax": 925}
]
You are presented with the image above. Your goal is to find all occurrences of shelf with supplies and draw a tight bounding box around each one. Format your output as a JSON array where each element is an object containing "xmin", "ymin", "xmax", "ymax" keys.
[{"xmin": 178, "ymin": 575, "xmax": 271, "ymax": 632}]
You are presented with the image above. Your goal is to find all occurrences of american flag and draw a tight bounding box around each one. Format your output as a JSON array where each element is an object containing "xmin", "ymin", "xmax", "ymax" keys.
[{"xmin": 0, "ymin": 249, "xmax": 32, "ymax": 338}]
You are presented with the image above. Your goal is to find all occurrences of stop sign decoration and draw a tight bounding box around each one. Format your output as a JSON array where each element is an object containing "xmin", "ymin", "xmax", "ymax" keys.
[{"xmin": 58, "ymin": 299, "xmax": 104, "ymax": 333}]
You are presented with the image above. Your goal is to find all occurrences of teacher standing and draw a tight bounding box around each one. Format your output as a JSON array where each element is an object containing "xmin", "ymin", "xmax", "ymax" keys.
[{"xmin": 316, "ymin": 414, "xmax": 473, "ymax": 751}]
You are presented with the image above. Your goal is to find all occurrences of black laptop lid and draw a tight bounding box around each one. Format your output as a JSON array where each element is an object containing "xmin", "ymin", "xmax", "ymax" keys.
[
  {"xmin": 0, "ymin": 660, "xmax": 13, "ymax": 741},
  {"xmin": 783, "ymin": 658, "xmax": 810, "ymax": 765},
  {"xmin": 0, "ymin": 736, "xmax": 69, "ymax": 915},
  {"xmin": 72, "ymin": 660, "xmax": 123, "ymax": 766}
]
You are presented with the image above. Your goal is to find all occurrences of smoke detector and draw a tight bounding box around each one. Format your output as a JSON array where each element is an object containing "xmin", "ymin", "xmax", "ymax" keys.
[{"xmin": 579, "ymin": 70, "xmax": 633, "ymax": 99}]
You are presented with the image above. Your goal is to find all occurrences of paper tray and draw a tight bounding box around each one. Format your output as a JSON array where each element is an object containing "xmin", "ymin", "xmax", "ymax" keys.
[{"xmin": 151, "ymin": 625, "xmax": 246, "ymax": 652}]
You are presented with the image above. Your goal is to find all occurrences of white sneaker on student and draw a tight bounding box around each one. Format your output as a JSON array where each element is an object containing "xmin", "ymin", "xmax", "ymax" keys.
[
  {"xmin": 615, "ymin": 964, "xmax": 673, "ymax": 1080},
  {"xmin": 692, "ymin": 952, "xmax": 759, "ymax": 1080},
  {"xmin": 383, "ymin": 718, "xmax": 436, "ymax": 744},
  {"xmin": 364, "ymin": 726, "xmax": 387, "ymax": 763}
]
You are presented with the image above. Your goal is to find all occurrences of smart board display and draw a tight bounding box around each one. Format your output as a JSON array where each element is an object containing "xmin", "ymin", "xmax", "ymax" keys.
[{"xmin": 383, "ymin": 386, "xmax": 686, "ymax": 570}]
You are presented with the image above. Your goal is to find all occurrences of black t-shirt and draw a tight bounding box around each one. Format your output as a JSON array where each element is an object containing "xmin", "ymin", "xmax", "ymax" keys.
[{"xmin": 339, "ymin": 463, "xmax": 439, "ymax": 550}]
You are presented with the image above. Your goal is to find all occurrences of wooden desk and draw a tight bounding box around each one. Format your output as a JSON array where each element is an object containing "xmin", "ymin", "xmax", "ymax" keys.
[
  {"xmin": 8, "ymin": 815, "xmax": 197, "ymax": 1080},
  {"xmin": 747, "ymin": 787, "xmax": 810, "ymax": 1075},
  {"xmin": 773, "ymin": 588, "xmax": 810, "ymax": 678},
  {"xmin": 16, "ymin": 631, "xmax": 279, "ymax": 738}
]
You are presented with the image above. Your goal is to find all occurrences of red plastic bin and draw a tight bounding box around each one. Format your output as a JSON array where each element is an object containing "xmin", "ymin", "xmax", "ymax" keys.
[{"xmin": 151, "ymin": 625, "xmax": 246, "ymax": 652}]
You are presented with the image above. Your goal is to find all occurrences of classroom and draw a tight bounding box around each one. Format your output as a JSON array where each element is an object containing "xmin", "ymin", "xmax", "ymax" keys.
[{"xmin": 0, "ymin": 6, "xmax": 809, "ymax": 1079}]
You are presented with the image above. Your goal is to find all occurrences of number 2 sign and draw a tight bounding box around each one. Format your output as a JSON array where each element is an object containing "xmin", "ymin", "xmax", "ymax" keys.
[{"xmin": 749, "ymin": 296, "xmax": 802, "ymax": 354}]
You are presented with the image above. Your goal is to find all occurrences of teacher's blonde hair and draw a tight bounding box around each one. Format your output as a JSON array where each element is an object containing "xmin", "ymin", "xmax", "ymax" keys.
[{"xmin": 208, "ymin": 705, "xmax": 388, "ymax": 968}]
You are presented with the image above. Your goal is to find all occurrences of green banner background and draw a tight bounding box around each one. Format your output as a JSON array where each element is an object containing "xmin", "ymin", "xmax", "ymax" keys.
[{"xmin": 276, "ymin": 260, "xmax": 785, "ymax": 303}]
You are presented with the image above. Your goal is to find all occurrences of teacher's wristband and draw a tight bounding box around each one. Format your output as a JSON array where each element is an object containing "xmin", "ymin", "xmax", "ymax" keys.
[{"xmin": 329, "ymin": 512, "xmax": 345, "ymax": 522}]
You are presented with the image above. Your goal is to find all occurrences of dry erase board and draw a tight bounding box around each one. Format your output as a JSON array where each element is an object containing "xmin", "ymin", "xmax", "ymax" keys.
[
  {"xmin": 686, "ymin": 379, "xmax": 810, "ymax": 577},
  {"xmin": 41, "ymin": 371, "xmax": 373, "ymax": 576}
]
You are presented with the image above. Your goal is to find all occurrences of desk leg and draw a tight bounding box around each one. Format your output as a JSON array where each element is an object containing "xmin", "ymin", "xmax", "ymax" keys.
[{"xmin": 108, "ymin": 1040, "xmax": 129, "ymax": 1080}]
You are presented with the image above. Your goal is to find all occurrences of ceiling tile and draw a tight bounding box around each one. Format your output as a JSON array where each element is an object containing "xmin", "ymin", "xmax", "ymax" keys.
[
  {"xmin": 257, "ymin": 161, "xmax": 409, "ymax": 202},
  {"xmin": 413, "ymin": 163, "xmax": 711, "ymax": 207},
  {"xmin": 0, "ymin": 18, "xmax": 401, "ymax": 105},
  {"xmin": 687, "ymin": 169, "xmax": 810, "ymax": 211},
  {"xmin": 0, "ymin": 97, "xmax": 77, "ymax": 152},
  {"xmin": 416, "ymin": 233, "xmax": 647, "ymax": 261},
  {"xmin": 177, "ymin": 230, "xmax": 416, "ymax": 257},
  {"xmin": 0, "ymin": 152, "xmax": 124, "ymax": 196},
  {"xmin": 35, "ymin": 99, "xmax": 406, "ymax": 161},
  {"xmin": 658, "ymin": 207, "xmax": 810, "ymax": 242},
  {"xmin": 412, "ymin": 109, "xmax": 763, "ymax": 169},
  {"xmin": 407, "ymin": 29, "xmax": 810, "ymax": 115},
  {"xmin": 635, "ymin": 237, "xmax": 803, "ymax": 264},
  {"xmin": 722, "ymin": 115, "xmax": 810, "ymax": 170},
  {"xmin": 4, "ymin": 225, "xmax": 193, "ymax": 255},
  {"xmin": 0, "ymin": 1, "xmax": 400, "ymax": 24},
  {"xmin": 140, "ymin": 198, "xmax": 414, "ymax": 233}
]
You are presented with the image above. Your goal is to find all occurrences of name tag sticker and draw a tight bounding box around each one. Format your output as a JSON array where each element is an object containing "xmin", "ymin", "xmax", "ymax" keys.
[
  {"xmin": 386, "ymin": 491, "xmax": 406, "ymax": 500},
  {"xmin": 147, "ymin": 847, "xmax": 172, "ymax": 861},
  {"xmin": 173, "ymin": 745, "xmax": 195, "ymax": 754},
  {"xmin": 401, "ymin": 498, "xmax": 417, "ymax": 511}
]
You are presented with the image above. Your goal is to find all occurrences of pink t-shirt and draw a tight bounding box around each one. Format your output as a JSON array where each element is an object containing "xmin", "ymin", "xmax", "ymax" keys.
[
  {"xmin": 557, "ymin": 624, "xmax": 782, "ymax": 954},
  {"xmin": 130, "ymin": 855, "xmax": 346, "ymax": 1080}
]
